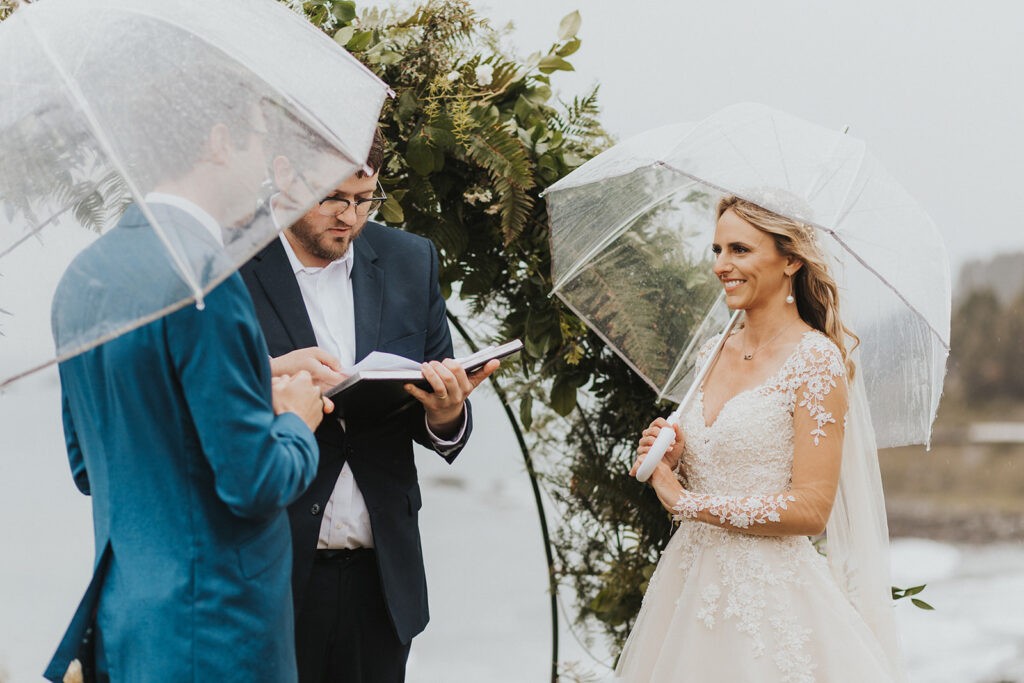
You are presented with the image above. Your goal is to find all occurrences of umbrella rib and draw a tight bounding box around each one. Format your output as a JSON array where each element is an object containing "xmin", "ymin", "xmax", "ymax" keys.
[
  {"xmin": 655, "ymin": 161, "xmax": 950, "ymax": 351},
  {"xmin": 554, "ymin": 292, "xmax": 667, "ymax": 399},
  {"xmin": 657, "ymin": 291, "xmax": 727, "ymax": 401},
  {"xmin": 23, "ymin": 11, "xmax": 207, "ymax": 308},
  {"xmin": 0, "ymin": 248, "xmax": 253, "ymax": 390},
  {"xmin": 826, "ymin": 140, "xmax": 868, "ymax": 231},
  {"xmin": 551, "ymin": 175, "xmax": 692, "ymax": 292},
  {"xmin": 770, "ymin": 117, "xmax": 792, "ymax": 191},
  {"xmin": 0, "ymin": 206, "xmax": 65, "ymax": 260}
]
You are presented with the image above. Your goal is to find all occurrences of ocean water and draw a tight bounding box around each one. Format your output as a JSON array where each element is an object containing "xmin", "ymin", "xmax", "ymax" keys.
[{"xmin": 2, "ymin": 370, "xmax": 1022, "ymax": 682}]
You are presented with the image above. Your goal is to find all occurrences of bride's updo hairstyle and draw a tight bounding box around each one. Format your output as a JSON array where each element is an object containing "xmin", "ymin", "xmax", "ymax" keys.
[{"xmin": 717, "ymin": 196, "xmax": 859, "ymax": 378}]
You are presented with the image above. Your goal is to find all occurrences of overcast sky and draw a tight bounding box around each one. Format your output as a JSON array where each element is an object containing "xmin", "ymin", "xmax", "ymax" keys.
[{"xmin": 374, "ymin": 0, "xmax": 1023, "ymax": 273}]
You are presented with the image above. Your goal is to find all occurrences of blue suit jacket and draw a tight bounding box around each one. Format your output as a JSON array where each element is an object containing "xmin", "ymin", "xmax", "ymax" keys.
[
  {"xmin": 240, "ymin": 222, "xmax": 471, "ymax": 644},
  {"xmin": 45, "ymin": 204, "xmax": 319, "ymax": 682}
]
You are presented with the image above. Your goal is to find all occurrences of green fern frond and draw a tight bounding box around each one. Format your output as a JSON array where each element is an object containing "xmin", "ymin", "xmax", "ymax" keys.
[
  {"xmin": 494, "ymin": 176, "xmax": 533, "ymax": 245},
  {"xmin": 556, "ymin": 85, "xmax": 602, "ymax": 140},
  {"xmin": 429, "ymin": 217, "xmax": 470, "ymax": 258},
  {"xmin": 463, "ymin": 122, "xmax": 534, "ymax": 190}
]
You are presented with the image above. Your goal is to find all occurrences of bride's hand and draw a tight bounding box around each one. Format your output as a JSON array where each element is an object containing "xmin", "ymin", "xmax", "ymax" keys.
[{"xmin": 631, "ymin": 418, "xmax": 686, "ymax": 477}]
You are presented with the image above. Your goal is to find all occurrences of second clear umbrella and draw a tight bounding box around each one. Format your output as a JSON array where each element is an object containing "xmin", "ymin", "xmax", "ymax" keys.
[{"xmin": 544, "ymin": 102, "xmax": 950, "ymax": 463}]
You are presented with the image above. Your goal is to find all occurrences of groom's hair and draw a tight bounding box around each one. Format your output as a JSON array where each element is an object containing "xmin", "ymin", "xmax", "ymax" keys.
[
  {"xmin": 104, "ymin": 32, "xmax": 270, "ymax": 188},
  {"xmin": 356, "ymin": 129, "xmax": 385, "ymax": 178}
]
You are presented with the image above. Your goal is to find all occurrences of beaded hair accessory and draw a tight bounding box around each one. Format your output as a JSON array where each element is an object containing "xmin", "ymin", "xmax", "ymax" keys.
[{"xmin": 798, "ymin": 221, "xmax": 818, "ymax": 246}]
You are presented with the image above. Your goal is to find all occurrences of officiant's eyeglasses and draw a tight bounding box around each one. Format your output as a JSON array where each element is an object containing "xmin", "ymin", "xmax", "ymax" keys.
[{"xmin": 316, "ymin": 181, "xmax": 388, "ymax": 217}]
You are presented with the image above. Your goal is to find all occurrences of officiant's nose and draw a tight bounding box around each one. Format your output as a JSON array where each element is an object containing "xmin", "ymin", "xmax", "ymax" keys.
[{"xmin": 336, "ymin": 201, "xmax": 359, "ymax": 226}]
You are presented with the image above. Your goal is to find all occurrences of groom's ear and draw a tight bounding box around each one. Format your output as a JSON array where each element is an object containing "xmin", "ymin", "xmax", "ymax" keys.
[
  {"xmin": 272, "ymin": 155, "xmax": 295, "ymax": 193},
  {"xmin": 204, "ymin": 123, "xmax": 233, "ymax": 166}
]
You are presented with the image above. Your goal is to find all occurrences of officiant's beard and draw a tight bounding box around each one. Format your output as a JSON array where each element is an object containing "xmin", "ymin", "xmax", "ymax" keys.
[{"xmin": 288, "ymin": 214, "xmax": 366, "ymax": 264}]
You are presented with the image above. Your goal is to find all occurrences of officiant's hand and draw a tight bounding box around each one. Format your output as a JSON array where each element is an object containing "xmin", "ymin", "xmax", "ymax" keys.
[
  {"xmin": 270, "ymin": 347, "xmax": 346, "ymax": 391},
  {"xmin": 631, "ymin": 418, "xmax": 686, "ymax": 477},
  {"xmin": 406, "ymin": 358, "xmax": 500, "ymax": 439}
]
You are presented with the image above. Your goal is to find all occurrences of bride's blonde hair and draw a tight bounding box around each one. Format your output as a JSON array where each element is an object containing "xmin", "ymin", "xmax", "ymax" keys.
[{"xmin": 718, "ymin": 196, "xmax": 859, "ymax": 378}]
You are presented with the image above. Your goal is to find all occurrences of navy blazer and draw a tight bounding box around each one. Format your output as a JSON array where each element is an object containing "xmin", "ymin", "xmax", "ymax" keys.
[
  {"xmin": 47, "ymin": 204, "xmax": 319, "ymax": 682},
  {"xmin": 240, "ymin": 221, "xmax": 471, "ymax": 645}
]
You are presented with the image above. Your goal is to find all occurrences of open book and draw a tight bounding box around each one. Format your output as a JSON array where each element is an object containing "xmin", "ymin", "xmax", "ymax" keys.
[{"xmin": 324, "ymin": 339, "xmax": 523, "ymax": 421}]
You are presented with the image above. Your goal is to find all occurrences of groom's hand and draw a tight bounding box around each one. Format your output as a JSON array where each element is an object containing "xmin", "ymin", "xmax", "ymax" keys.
[
  {"xmin": 272, "ymin": 371, "xmax": 334, "ymax": 432},
  {"xmin": 405, "ymin": 358, "xmax": 500, "ymax": 439}
]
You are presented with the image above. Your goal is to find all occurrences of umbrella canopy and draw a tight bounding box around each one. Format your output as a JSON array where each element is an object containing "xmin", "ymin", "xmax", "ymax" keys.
[
  {"xmin": 0, "ymin": 0, "xmax": 390, "ymax": 387},
  {"xmin": 545, "ymin": 103, "xmax": 950, "ymax": 448}
]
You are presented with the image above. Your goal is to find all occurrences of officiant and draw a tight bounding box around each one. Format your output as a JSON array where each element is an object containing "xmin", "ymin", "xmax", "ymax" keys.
[{"xmin": 240, "ymin": 130, "xmax": 499, "ymax": 683}]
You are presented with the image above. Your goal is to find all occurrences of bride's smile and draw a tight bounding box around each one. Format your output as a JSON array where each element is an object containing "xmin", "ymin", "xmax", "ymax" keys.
[{"xmin": 712, "ymin": 207, "xmax": 797, "ymax": 312}]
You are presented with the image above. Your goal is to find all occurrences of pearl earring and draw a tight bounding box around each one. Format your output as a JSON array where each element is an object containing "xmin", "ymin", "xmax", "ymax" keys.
[{"xmin": 785, "ymin": 274, "xmax": 795, "ymax": 304}]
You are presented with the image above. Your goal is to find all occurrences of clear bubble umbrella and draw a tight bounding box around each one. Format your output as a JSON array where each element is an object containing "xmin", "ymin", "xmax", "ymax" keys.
[
  {"xmin": 0, "ymin": 0, "xmax": 391, "ymax": 388},
  {"xmin": 544, "ymin": 102, "xmax": 951, "ymax": 478}
]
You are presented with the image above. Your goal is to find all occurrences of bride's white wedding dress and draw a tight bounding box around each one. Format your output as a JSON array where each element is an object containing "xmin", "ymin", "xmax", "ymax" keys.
[{"xmin": 614, "ymin": 331, "xmax": 899, "ymax": 682}]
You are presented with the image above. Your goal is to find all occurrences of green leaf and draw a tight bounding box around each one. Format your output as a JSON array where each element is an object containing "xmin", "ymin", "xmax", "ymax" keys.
[
  {"xmin": 333, "ymin": 26, "xmax": 356, "ymax": 47},
  {"xmin": 550, "ymin": 378, "xmax": 578, "ymax": 416},
  {"xmin": 423, "ymin": 125, "xmax": 456, "ymax": 150},
  {"xmin": 519, "ymin": 393, "xmax": 534, "ymax": 430},
  {"xmin": 538, "ymin": 55, "xmax": 575, "ymax": 74},
  {"xmin": 911, "ymin": 599, "xmax": 935, "ymax": 610},
  {"xmin": 523, "ymin": 333, "xmax": 548, "ymax": 358},
  {"xmin": 378, "ymin": 197, "xmax": 404, "ymax": 223},
  {"xmin": 525, "ymin": 85, "xmax": 552, "ymax": 105},
  {"xmin": 377, "ymin": 50, "xmax": 404, "ymax": 66},
  {"xmin": 557, "ymin": 10, "xmax": 582, "ymax": 41},
  {"xmin": 346, "ymin": 30, "xmax": 373, "ymax": 52},
  {"xmin": 557, "ymin": 38, "xmax": 581, "ymax": 57},
  {"xmin": 514, "ymin": 95, "xmax": 536, "ymax": 124},
  {"xmin": 397, "ymin": 90, "xmax": 418, "ymax": 121},
  {"xmin": 406, "ymin": 135, "xmax": 435, "ymax": 176},
  {"xmin": 331, "ymin": 1, "xmax": 356, "ymax": 23}
]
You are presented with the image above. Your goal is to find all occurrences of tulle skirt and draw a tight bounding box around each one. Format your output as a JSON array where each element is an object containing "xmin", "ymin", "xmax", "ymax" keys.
[{"xmin": 613, "ymin": 521, "xmax": 895, "ymax": 683}]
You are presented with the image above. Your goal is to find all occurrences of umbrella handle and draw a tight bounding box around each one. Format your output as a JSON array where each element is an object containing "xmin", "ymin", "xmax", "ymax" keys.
[
  {"xmin": 635, "ymin": 423, "xmax": 678, "ymax": 482},
  {"xmin": 634, "ymin": 309, "xmax": 744, "ymax": 483}
]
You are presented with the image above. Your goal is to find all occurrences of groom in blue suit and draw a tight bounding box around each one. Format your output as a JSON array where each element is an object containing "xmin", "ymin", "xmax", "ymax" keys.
[
  {"xmin": 241, "ymin": 133, "xmax": 498, "ymax": 682},
  {"xmin": 45, "ymin": 99, "xmax": 328, "ymax": 682}
]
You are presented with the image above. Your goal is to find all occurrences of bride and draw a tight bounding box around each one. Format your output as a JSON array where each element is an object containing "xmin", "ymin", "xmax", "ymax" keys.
[{"xmin": 615, "ymin": 196, "xmax": 905, "ymax": 682}]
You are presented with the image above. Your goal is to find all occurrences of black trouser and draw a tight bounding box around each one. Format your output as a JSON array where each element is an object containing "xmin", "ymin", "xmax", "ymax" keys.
[{"xmin": 295, "ymin": 548, "xmax": 411, "ymax": 683}]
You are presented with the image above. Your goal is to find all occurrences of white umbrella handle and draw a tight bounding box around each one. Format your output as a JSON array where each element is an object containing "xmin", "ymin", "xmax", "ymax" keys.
[{"xmin": 635, "ymin": 310, "xmax": 743, "ymax": 483}]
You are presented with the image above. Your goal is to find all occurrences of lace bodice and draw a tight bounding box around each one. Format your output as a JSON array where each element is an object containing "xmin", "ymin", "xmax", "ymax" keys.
[{"xmin": 673, "ymin": 330, "xmax": 846, "ymax": 530}]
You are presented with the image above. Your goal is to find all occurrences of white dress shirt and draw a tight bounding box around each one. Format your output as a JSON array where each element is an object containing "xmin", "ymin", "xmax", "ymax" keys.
[{"xmin": 277, "ymin": 231, "xmax": 466, "ymax": 549}]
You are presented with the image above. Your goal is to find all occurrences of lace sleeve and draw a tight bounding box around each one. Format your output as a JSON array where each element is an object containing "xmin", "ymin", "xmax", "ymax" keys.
[
  {"xmin": 694, "ymin": 333, "xmax": 722, "ymax": 370},
  {"xmin": 667, "ymin": 334, "xmax": 849, "ymax": 536},
  {"xmin": 792, "ymin": 335, "xmax": 847, "ymax": 445}
]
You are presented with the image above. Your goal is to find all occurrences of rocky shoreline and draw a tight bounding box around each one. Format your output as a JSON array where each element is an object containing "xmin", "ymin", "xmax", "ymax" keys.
[{"xmin": 887, "ymin": 498, "xmax": 1024, "ymax": 543}]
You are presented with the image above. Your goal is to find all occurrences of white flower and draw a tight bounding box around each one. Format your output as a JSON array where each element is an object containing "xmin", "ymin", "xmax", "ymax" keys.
[
  {"xmin": 462, "ymin": 188, "xmax": 494, "ymax": 205},
  {"xmin": 446, "ymin": 70, "xmax": 460, "ymax": 82},
  {"xmin": 474, "ymin": 63, "xmax": 494, "ymax": 86}
]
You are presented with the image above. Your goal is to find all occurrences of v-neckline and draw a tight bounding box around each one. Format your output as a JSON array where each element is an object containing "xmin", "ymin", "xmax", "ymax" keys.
[{"xmin": 699, "ymin": 330, "xmax": 817, "ymax": 429}]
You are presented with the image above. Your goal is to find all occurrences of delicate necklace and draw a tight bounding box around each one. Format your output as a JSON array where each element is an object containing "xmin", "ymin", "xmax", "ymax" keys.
[{"xmin": 742, "ymin": 318, "xmax": 800, "ymax": 360}]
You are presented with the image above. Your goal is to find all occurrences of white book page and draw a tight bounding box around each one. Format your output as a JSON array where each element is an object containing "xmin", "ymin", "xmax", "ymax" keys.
[{"xmin": 348, "ymin": 351, "xmax": 422, "ymax": 373}]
